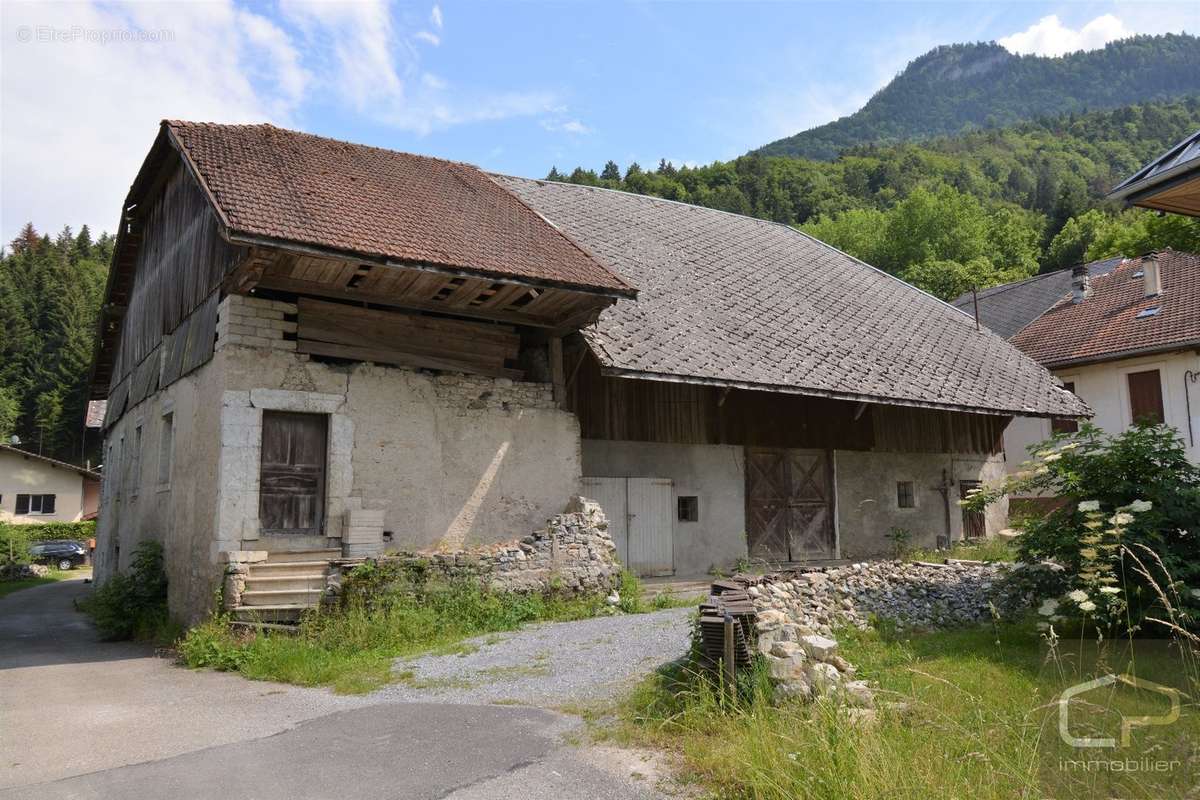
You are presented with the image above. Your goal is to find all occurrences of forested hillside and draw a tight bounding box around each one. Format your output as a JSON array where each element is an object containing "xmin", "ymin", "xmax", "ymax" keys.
[
  {"xmin": 757, "ymin": 34, "xmax": 1200, "ymax": 160},
  {"xmin": 545, "ymin": 99, "xmax": 1200, "ymax": 299},
  {"xmin": 0, "ymin": 225, "xmax": 111, "ymax": 463}
]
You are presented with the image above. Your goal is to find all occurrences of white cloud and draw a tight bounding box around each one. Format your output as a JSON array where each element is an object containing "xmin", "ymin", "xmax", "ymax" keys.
[
  {"xmin": 541, "ymin": 118, "xmax": 592, "ymax": 135},
  {"xmin": 999, "ymin": 14, "xmax": 1133, "ymax": 57},
  {"xmin": 1, "ymin": 0, "xmax": 304, "ymax": 242},
  {"xmin": 1, "ymin": 0, "xmax": 559, "ymax": 241},
  {"xmin": 414, "ymin": 30, "xmax": 440, "ymax": 46}
]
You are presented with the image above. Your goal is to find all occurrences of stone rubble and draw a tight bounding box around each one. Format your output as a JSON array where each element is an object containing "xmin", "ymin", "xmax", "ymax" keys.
[
  {"xmin": 363, "ymin": 496, "xmax": 622, "ymax": 598},
  {"xmin": 737, "ymin": 559, "xmax": 1026, "ymax": 707}
]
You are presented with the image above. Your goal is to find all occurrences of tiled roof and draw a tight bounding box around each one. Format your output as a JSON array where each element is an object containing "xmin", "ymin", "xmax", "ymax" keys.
[
  {"xmin": 164, "ymin": 122, "xmax": 633, "ymax": 296},
  {"xmin": 0, "ymin": 443, "xmax": 100, "ymax": 480},
  {"xmin": 950, "ymin": 258, "xmax": 1124, "ymax": 339},
  {"xmin": 1109, "ymin": 129, "xmax": 1200, "ymax": 200},
  {"xmin": 496, "ymin": 176, "xmax": 1088, "ymax": 418},
  {"xmin": 1010, "ymin": 250, "xmax": 1200, "ymax": 368}
]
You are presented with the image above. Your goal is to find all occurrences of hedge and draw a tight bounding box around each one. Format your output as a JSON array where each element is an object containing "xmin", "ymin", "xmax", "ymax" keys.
[{"xmin": 0, "ymin": 520, "xmax": 96, "ymax": 543}]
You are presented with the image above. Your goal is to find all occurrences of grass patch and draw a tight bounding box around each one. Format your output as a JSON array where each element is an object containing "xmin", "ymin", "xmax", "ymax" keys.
[
  {"xmin": 907, "ymin": 537, "xmax": 1017, "ymax": 564},
  {"xmin": 179, "ymin": 569, "xmax": 658, "ymax": 694},
  {"xmin": 0, "ymin": 567, "xmax": 83, "ymax": 599},
  {"xmin": 607, "ymin": 621, "xmax": 1198, "ymax": 800}
]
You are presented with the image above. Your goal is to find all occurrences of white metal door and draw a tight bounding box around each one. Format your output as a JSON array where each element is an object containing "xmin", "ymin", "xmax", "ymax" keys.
[
  {"xmin": 627, "ymin": 478, "xmax": 674, "ymax": 577},
  {"xmin": 582, "ymin": 477, "xmax": 628, "ymax": 566}
]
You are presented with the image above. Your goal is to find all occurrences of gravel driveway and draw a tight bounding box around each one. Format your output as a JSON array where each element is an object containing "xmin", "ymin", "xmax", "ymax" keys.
[{"xmin": 372, "ymin": 606, "xmax": 694, "ymax": 707}]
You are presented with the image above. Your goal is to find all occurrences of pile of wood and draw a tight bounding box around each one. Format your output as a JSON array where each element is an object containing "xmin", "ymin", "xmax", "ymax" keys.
[{"xmin": 697, "ymin": 578, "xmax": 756, "ymax": 671}]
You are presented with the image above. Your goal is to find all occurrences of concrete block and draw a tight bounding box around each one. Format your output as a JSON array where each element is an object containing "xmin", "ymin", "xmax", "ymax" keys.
[
  {"xmin": 219, "ymin": 549, "xmax": 268, "ymax": 564},
  {"xmin": 249, "ymin": 388, "xmax": 345, "ymax": 413}
]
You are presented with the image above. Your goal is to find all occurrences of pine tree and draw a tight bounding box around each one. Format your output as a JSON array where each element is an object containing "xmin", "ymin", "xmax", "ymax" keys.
[{"xmin": 600, "ymin": 160, "xmax": 621, "ymax": 181}]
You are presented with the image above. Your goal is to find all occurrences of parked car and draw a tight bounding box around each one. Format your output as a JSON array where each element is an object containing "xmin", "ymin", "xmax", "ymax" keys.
[{"xmin": 28, "ymin": 540, "xmax": 88, "ymax": 571}]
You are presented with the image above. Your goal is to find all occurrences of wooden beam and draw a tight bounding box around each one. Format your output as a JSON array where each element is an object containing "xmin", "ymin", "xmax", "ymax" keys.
[
  {"xmin": 549, "ymin": 336, "xmax": 565, "ymax": 407},
  {"xmin": 256, "ymin": 274, "xmax": 559, "ymax": 328},
  {"xmin": 297, "ymin": 340, "xmax": 524, "ymax": 380}
]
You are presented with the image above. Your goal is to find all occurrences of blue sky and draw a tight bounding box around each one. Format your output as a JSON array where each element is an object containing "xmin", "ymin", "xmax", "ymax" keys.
[{"xmin": 1, "ymin": 1, "xmax": 1195, "ymax": 242}]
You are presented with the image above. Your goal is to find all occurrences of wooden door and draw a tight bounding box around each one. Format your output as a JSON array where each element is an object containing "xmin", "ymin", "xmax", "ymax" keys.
[
  {"xmin": 627, "ymin": 478, "xmax": 674, "ymax": 577},
  {"xmin": 786, "ymin": 450, "xmax": 835, "ymax": 559},
  {"xmin": 959, "ymin": 480, "xmax": 985, "ymax": 539},
  {"xmin": 746, "ymin": 449, "xmax": 791, "ymax": 561},
  {"xmin": 582, "ymin": 477, "xmax": 629, "ymax": 566},
  {"xmin": 260, "ymin": 411, "xmax": 328, "ymax": 535}
]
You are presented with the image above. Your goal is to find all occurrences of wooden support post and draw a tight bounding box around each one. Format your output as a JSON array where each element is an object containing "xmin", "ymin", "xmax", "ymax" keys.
[
  {"xmin": 549, "ymin": 336, "xmax": 565, "ymax": 407},
  {"xmin": 723, "ymin": 612, "xmax": 737, "ymax": 696}
]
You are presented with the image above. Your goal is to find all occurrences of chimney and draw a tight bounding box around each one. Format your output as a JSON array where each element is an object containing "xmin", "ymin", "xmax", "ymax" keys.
[
  {"xmin": 1070, "ymin": 264, "xmax": 1090, "ymax": 304},
  {"xmin": 1141, "ymin": 255, "xmax": 1162, "ymax": 297}
]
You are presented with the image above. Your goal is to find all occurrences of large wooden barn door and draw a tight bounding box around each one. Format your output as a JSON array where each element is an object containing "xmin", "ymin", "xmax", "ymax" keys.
[
  {"xmin": 260, "ymin": 411, "xmax": 328, "ymax": 535},
  {"xmin": 746, "ymin": 448, "xmax": 835, "ymax": 561},
  {"xmin": 582, "ymin": 477, "xmax": 629, "ymax": 566},
  {"xmin": 786, "ymin": 450, "xmax": 835, "ymax": 559}
]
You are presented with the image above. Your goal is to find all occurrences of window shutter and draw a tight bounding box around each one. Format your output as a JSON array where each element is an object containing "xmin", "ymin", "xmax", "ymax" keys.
[
  {"xmin": 15, "ymin": 494, "xmax": 29, "ymax": 515},
  {"xmin": 1051, "ymin": 381, "xmax": 1079, "ymax": 434},
  {"xmin": 1127, "ymin": 370, "xmax": 1165, "ymax": 425}
]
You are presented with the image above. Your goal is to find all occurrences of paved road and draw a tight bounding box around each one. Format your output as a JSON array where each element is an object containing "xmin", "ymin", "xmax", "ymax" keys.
[{"xmin": 0, "ymin": 578, "xmax": 671, "ymax": 799}]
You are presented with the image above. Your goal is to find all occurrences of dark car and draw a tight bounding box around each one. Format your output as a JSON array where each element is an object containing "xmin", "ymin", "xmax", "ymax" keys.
[{"xmin": 29, "ymin": 540, "xmax": 88, "ymax": 571}]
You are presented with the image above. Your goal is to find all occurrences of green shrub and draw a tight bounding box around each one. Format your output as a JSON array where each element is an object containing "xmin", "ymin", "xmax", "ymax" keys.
[
  {"xmin": 0, "ymin": 525, "xmax": 31, "ymax": 567},
  {"xmin": 80, "ymin": 540, "xmax": 174, "ymax": 641},
  {"xmin": 965, "ymin": 423, "xmax": 1200, "ymax": 631}
]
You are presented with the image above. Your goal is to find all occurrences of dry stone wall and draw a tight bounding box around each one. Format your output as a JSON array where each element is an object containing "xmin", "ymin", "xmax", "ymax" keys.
[
  {"xmin": 718, "ymin": 560, "xmax": 1035, "ymax": 708},
  {"xmin": 345, "ymin": 497, "xmax": 622, "ymax": 597}
]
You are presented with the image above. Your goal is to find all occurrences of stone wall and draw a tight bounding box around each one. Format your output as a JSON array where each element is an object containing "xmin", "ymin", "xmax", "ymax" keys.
[
  {"xmin": 711, "ymin": 560, "xmax": 1031, "ymax": 707},
  {"xmin": 341, "ymin": 497, "xmax": 622, "ymax": 598}
]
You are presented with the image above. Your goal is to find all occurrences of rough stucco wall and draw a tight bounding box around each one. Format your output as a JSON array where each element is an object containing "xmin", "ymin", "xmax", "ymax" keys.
[
  {"xmin": 1004, "ymin": 349, "xmax": 1200, "ymax": 473},
  {"xmin": 94, "ymin": 360, "xmax": 224, "ymax": 623},
  {"xmin": 580, "ymin": 439, "xmax": 747, "ymax": 576},
  {"xmin": 217, "ymin": 345, "xmax": 581, "ymax": 553},
  {"xmin": 833, "ymin": 450, "xmax": 1008, "ymax": 558},
  {"xmin": 0, "ymin": 451, "xmax": 86, "ymax": 524}
]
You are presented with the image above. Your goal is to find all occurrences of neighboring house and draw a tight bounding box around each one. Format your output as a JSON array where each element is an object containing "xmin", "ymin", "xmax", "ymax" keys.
[
  {"xmin": 950, "ymin": 257, "xmax": 1124, "ymax": 339},
  {"xmin": 90, "ymin": 121, "xmax": 1083, "ymax": 621},
  {"xmin": 962, "ymin": 251, "xmax": 1200, "ymax": 483},
  {"xmin": 1108, "ymin": 128, "xmax": 1200, "ymax": 216},
  {"xmin": 0, "ymin": 443, "xmax": 101, "ymax": 525}
]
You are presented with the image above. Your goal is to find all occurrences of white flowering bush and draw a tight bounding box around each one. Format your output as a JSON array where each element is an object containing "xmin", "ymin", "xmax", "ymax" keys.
[{"xmin": 964, "ymin": 423, "xmax": 1200, "ymax": 632}]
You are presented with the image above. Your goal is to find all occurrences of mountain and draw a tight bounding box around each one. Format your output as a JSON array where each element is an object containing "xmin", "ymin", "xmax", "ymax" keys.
[
  {"xmin": 544, "ymin": 98, "xmax": 1200, "ymax": 300},
  {"xmin": 756, "ymin": 34, "xmax": 1200, "ymax": 161}
]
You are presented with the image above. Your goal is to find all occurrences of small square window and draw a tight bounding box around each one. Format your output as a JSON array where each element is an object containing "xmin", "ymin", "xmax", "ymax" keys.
[
  {"xmin": 897, "ymin": 481, "xmax": 916, "ymax": 509},
  {"xmin": 677, "ymin": 495, "xmax": 699, "ymax": 522}
]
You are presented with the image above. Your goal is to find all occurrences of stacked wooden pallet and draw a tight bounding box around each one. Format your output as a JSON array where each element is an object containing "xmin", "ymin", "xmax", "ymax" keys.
[{"xmin": 697, "ymin": 578, "xmax": 757, "ymax": 670}]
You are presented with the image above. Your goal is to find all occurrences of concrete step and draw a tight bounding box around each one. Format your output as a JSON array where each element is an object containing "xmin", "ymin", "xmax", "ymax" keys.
[
  {"xmin": 244, "ymin": 575, "xmax": 326, "ymax": 592},
  {"xmin": 231, "ymin": 604, "xmax": 310, "ymax": 624},
  {"xmin": 263, "ymin": 549, "xmax": 341, "ymax": 563},
  {"xmin": 247, "ymin": 561, "xmax": 330, "ymax": 577},
  {"xmin": 240, "ymin": 588, "xmax": 325, "ymax": 606}
]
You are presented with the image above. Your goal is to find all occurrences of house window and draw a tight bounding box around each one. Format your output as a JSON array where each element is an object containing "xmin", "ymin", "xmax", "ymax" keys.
[
  {"xmin": 130, "ymin": 424, "xmax": 143, "ymax": 497},
  {"xmin": 677, "ymin": 495, "xmax": 699, "ymax": 522},
  {"xmin": 1051, "ymin": 381, "xmax": 1079, "ymax": 434},
  {"xmin": 897, "ymin": 481, "xmax": 916, "ymax": 509},
  {"xmin": 158, "ymin": 412, "xmax": 174, "ymax": 487},
  {"xmin": 1127, "ymin": 370, "xmax": 1165, "ymax": 425},
  {"xmin": 16, "ymin": 494, "xmax": 56, "ymax": 515},
  {"xmin": 259, "ymin": 411, "xmax": 328, "ymax": 535}
]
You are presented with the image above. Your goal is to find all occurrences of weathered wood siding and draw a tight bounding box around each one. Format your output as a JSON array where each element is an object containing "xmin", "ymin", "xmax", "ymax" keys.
[
  {"xmin": 567, "ymin": 352, "xmax": 1006, "ymax": 455},
  {"xmin": 104, "ymin": 158, "xmax": 247, "ymax": 427}
]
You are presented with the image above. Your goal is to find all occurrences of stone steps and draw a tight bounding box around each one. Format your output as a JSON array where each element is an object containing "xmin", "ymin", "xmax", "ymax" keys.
[
  {"xmin": 230, "ymin": 550, "xmax": 337, "ymax": 623},
  {"xmin": 244, "ymin": 575, "xmax": 326, "ymax": 592},
  {"xmin": 261, "ymin": 548, "xmax": 341, "ymax": 563},
  {"xmin": 240, "ymin": 587, "xmax": 326, "ymax": 606}
]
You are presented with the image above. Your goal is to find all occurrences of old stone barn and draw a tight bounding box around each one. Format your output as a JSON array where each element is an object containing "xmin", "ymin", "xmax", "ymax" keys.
[{"xmin": 90, "ymin": 122, "xmax": 1085, "ymax": 620}]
